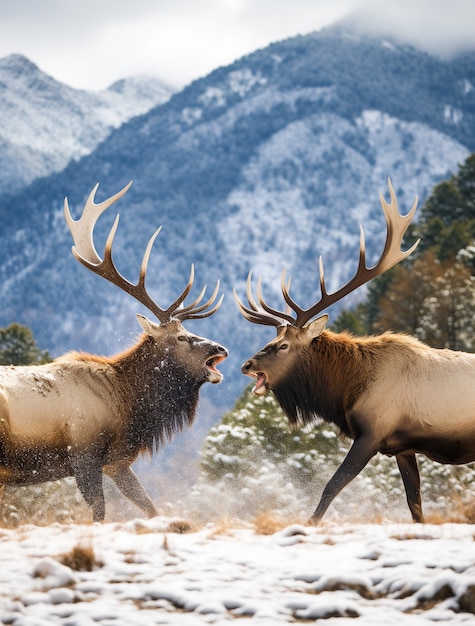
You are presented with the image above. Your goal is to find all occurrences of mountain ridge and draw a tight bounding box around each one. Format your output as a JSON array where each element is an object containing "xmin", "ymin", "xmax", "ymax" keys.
[
  {"xmin": 0, "ymin": 53, "xmax": 174, "ymax": 195},
  {"xmin": 0, "ymin": 28, "xmax": 473, "ymax": 409}
]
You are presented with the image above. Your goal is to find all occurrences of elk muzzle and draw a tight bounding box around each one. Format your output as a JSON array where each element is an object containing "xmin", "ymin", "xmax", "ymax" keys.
[
  {"xmin": 206, "ymin": 344, "xmax": 228, "ymax": 383},
  {"xmin": 241, "ymin": 359, "xmax": 268, "ymax": 395}
]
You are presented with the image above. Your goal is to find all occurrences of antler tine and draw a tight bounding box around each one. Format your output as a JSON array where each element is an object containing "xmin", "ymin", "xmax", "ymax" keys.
[
  {"xmin": 71, "ymin": 216, "xmax": 170, "ymax": 323},
  {"xmin": 255, "ymin": 273, "xmax": 295, "ymax": 325},
  {"xmin": 289, "ymin": 177, "xmax": 419, "ymax": 327},
  {"xmin": 234, "ymin": 179, "xmax": 420, "ymax": 331},
  {"xmin": 64, "ymin": 181, "xmax": 133, "ymax": 264},
  {"xmin": 246, "ymin": 270, "xmax": 261, "ymax": 312},
  {"xmin": 232, "ymin": 271, "xmax": 283, "ymax": 328},
  {"xmin": 156, "ymin": 264, "xmax": 196, "ymax": 321},
  {"xmin": 280, "ymin": 269, "xmax": 306, "ymax": 322},
  {"xmin": 233, "ymin": 288, "xmax": 282, "ymax": 327},
  {"xmin": 67, "ymin": 183, "xmax": 224, "ymax": 325},
  {"xmin": 175, "ymin": 279, "xmax": 223, "ymax": 321},
  {"xmin": 378, "ymin": 178, "xmax": 419, "ymax": 272},
  {"xmin": 138, "ymin": 225, "xmax": 163, "ymax": 287},
  {"xmin": 249, "ymin": 270, "xmax": 293, "ymax": 326},
  {"xmin": 179, "ymin": 290, "xmax": 225, "ymax": 320}
]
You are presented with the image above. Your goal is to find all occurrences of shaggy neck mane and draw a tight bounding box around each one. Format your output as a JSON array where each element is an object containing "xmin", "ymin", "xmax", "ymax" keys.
[
  {"xmin": 103, "ymin": 335, "xmax": 203, "ymax": 455},
  {"xmin": 272, "ymin": 330, "xmax": 374, "ymax": 437}
]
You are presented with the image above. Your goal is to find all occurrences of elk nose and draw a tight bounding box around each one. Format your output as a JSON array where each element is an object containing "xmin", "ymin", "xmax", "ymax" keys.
[{"xmin": 241, "ymin": 360, "xmax": 253, "ymax": 374}]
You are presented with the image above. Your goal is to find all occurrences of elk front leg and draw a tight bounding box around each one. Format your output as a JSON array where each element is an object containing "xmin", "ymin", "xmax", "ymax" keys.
[
  {"xmin": 71, "ymin": 454, "xmax": 106, "ymax": 522},
  {"xmin": 396, "ymin": 452, "xmax": 424, "ymax": 523},
  {"xmin": 309, "ymin": 435, "xmax": 378, "ymax": 525},
  {"xmin": 103, "ymin": 461, "xmax": 158, "ymax": 518}
]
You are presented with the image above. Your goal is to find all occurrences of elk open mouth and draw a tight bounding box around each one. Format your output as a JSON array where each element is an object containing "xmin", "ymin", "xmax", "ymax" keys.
[
  {"xmin": 205, "ymin": 354, "xmax": 226, "ymax": 383},
  {"xmin": 252, "ymin": 372, "xmax": 267, "ymax": 396}
]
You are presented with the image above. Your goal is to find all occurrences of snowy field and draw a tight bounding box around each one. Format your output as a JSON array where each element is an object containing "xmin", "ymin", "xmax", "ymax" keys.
[{"xmin": 1, "ymin": 517, "xmax": 475, "ymax": 625}]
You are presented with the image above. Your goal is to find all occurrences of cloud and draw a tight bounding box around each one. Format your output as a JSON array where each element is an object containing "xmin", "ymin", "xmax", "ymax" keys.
[
  {"xmin": 0, "ymin": 0, "xmax": 368, "ymax": 88},
  {"xmin": 0, "ymin": 0, "xmax": 473, "ymax": 90},
  {"xmin": 341, "ymin": 0, "xmax": 475, "ymax": 57}
]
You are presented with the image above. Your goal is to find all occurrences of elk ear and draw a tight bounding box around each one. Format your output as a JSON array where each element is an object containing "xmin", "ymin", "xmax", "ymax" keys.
[
  {"xmin": 136, "ymin": 314, "xmax": 160, "ymax": 336},
  {"xmin": 304, "ymin": 314, "xmax": 329, "ymax": 340}
]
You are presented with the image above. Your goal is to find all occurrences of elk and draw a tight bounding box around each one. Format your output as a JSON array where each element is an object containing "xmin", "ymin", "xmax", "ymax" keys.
[
  {"xmin": 0, "ymin": 182, "xmax": 227, "ymax": 522},
  {"xmin": 235, "ymin": 179, "xmax": 475, "ymax": 524}
]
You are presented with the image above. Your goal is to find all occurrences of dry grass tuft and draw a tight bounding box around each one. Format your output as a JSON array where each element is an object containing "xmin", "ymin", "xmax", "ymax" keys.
[
  {"xmin": 252, "ymin": 511, "xmax": 302, "ymax": 535},
  {"xmin": 166, "ymin": 519, "xmax": 196, "ymax": 534},
  {"xmin": 208, "ymin": 516, "xmax": 244, "ymax": 537},
  {"xmin": 59, "ymin": 540, "xmax": 102, "ymax": 571},
  {"xmin": 424, "ymin": 499, "xmax": 475, "ymax": 525}
]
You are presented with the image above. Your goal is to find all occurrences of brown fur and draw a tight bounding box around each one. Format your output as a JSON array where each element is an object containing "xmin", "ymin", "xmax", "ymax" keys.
[
  {"xmin": 0, "ymin": 319, "xmax": 227, "ymax": 522},
  {"xmin": 241, "ymin": 318, "xmax": 475, "ymax": 524},
  {"xmin": 273, "ymin": 330, "xmax": 375, "ymax": 435}
]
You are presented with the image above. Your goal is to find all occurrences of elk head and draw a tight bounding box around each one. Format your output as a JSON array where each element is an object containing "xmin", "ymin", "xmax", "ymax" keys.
[
  {"xmin": 64, "ymin": 182, "xmax": 227, "ymax": 384},
  {"xmin": 235, "ymin": 179, "xmax": 419, "ymax": 396}
]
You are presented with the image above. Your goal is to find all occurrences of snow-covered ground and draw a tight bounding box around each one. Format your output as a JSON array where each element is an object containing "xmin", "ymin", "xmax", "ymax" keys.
[{"xmin": 2, "ymin": 518, "xmax": 475, "ymax": 625}]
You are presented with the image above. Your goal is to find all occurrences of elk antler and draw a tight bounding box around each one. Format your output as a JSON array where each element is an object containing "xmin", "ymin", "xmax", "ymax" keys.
[
  {"xmin": 64, "ymin": 182, "xmax": 223, "ymax": 324},
  {"xmin": 234, "ymin": 178, "xmax": 419, "ymax": 329}
]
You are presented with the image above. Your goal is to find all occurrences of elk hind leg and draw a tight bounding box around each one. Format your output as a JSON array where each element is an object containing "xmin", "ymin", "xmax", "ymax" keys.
[
  {"xmin": 104, "ymin": 461, "xmax": 158, "ymax": 518},
  {"xmin": 396, "ymin": 452, "xmax": 424, "ymax": 523}
]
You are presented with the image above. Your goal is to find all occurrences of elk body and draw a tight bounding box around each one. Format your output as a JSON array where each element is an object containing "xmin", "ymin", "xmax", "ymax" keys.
[
  {"xmin": 0, "ymin": 183, "xmax": 227, "ymax": 522},
  {"xmin": 235, "ymin": 180, "xmax": 475, "ymax": 524}
]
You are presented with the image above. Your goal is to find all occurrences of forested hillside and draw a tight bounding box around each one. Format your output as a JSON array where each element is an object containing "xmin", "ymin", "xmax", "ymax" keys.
[{"xmin": 0, "ymin": 27, "xmax": 472, "ymax": 407}]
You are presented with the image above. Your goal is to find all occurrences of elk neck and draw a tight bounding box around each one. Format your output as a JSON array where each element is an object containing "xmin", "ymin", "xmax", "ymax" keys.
[
  {"xmin": 109, "ymin": 334, "xmax": 203, "ymax": 454},
  {"xmin": 272, "ymin": 329, "xmax": 376, "ymax": 437}
]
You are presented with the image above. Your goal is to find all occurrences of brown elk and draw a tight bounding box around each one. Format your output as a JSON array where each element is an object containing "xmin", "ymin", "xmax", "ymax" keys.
[
  {"xmin": 0, "ymin": 182, "xmax": 227, "ymax": 522},
  {"xmin": 235, "ymin": 179, "xmax": 475, "ymax": 524}
]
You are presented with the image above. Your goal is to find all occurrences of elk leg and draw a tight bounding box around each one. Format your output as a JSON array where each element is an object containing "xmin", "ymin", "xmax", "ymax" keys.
[
  {"xmin": 103, "ymin": 461, "xmax": 158, "ymax": 518},
  {"xmin": 71, "ymin": 457, "xmax": 105, "ymax": 522},
  {"xmin": 396, "ymin": 452, "xmax": 424, "ymax": 523},
  {"xmin": 309, "ymin": 436, "xmax": 377, "ymax": 524}
]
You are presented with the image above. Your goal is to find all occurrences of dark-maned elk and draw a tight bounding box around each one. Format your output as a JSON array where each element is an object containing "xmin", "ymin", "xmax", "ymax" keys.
[
  {"xmin": 0, "ymin": 182, "xmax": 227, "ymax": 522},
  {"xmin": 235, "ymin": 179, "xmax": 475, "ymax": 524}
]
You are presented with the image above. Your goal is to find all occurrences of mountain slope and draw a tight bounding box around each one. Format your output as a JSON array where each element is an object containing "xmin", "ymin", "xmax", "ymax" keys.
[
  {"xmin": 0, "ymin": 54, "xmax": 174, "ymax": 194},
  {"xmin": 0, "ymin": 29, "xmax": 473, "ymax": 407}
]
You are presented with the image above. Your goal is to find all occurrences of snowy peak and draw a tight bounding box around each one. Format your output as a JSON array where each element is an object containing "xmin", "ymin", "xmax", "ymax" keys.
[
  {"xmin": 0, "ymin": 54, "xmax": 175, "ymax": 194},
  {"xmin": 0, "ymin": 31, "xmax": 474, "ymax": 405},
  {"xmin": 108, "ymin": 75, "xmax": 174, "ymax": 99},
  {"xmin": 0, "ymin": 53, "xmax": 42, "ymax": 79}
]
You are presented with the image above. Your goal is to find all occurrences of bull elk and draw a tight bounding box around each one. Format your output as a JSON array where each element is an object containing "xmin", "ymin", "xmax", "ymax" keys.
[
  {"xmin": 235, "ymin": 179, "xmax": 475, "ymax": 524},
  {"xmin": 0, "ymin": 182, "xmax": 227, "ymax": 522}
]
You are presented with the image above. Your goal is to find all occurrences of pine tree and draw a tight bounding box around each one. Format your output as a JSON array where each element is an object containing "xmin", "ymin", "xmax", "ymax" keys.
[
  {"xmin": 0, "ymin": 323, "xmax": 50, "ymax": 365},
  {"xmin": 330, "ymin": 302, "xmax": 369, "ymax": 335}
]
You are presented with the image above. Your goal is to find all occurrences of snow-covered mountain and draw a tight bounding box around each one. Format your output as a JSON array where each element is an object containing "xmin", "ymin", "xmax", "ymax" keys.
[
  {"xmin": 0, "ymin": 28, "xmax": 474, "ymax": 409},
  {"xmin": 0, "ymin": 54, "xmax": 174, "ymax": 194}
]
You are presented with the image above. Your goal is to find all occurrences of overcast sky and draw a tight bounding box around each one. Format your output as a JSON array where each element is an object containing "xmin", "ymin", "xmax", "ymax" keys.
[{"xmin": 0, "ymin": 0, "xmax": 474, "ymax": 91}]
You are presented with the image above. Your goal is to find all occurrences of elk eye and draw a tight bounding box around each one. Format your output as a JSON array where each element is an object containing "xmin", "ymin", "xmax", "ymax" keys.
[
  {"xmin": 177, "ymin": 335, "xmax": 188, "ymax": 342},
  {"xmin": 279, "ymin": 343, "xmax": 289, "ymax": 350}
]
